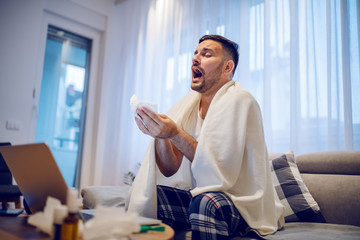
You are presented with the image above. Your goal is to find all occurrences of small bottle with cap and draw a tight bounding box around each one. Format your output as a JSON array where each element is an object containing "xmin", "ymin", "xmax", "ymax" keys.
[
  {"xmin": 53, "ymin": 205, "xmax": 67, "ymax": 240},
  {"xmin": 61, "ymin": 188, "xmax": 80, "ymax": 240}
]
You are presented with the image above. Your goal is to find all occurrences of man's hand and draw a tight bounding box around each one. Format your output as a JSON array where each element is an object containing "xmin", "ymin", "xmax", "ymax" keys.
[
  {"xmin": 135, "ymin": 107, "xmax": 179, "ymax": 139},
  {"xmin": 134, "ymin": 106, "xmax": 198, "ymax": 177}
]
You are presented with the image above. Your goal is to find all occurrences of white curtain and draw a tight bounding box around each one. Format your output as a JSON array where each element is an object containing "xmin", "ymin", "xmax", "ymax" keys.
[{"xmin": 92, "ymin": 0, "xmax": 359, "ymax": 186}]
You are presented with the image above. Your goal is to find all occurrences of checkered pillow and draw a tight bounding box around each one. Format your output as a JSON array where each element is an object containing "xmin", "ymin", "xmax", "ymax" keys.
[{"xmin": 270, "ymin": 150, "xmax": 320, "ymax": 222}]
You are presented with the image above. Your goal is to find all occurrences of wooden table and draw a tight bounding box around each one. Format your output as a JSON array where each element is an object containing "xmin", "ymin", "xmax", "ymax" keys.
[
  {"xmin": 0, "ymin": 215, "xmax": 174, "ymax": 240},
  {"xmin": 129, "ymin": 223, "xmax": 174, "ymax": 240},
  {"xmin": 0, "ymin": 215, "xmax": 49, "ymax": 240}
]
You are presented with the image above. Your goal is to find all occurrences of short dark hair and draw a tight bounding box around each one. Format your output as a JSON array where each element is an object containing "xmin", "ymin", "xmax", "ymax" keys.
[{"xmin": 199, "ymin": 35, "xmax": 239, "ymax": 75}]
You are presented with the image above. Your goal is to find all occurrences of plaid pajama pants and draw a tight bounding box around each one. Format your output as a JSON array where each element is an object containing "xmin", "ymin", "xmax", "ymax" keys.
[{"xmin": 157, "ymin": 185, "xmax": 250, "ymax": 240}]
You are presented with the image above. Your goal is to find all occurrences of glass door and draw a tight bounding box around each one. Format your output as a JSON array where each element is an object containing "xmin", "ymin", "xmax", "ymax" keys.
[{"xmin": 35, "ymin": 25, "xmax": 91, "ymax": 187}]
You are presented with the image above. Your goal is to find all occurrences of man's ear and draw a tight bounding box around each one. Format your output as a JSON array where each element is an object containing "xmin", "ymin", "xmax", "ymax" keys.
[{"xmin": 224, "ymin": 60, "xmax": 235, "ymax": 75}]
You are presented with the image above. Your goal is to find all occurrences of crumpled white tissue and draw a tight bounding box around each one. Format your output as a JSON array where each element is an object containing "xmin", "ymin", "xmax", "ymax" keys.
[
  {"xmin": 83, "ymin": 205, "xmax": 140, "ymax": 240},
  {"xmin": 130, "ymin": 94, "xmax": 158, "ymax": 117},
  {"xmin": 27, "ymin": 197, "xmax": 62, "ymax": 235}
]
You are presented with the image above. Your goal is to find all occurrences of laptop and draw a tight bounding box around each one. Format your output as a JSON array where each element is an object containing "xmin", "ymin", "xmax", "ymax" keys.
[
  {"xmin": 0, "ymin": 143, "xmax": 68, "ymax": 214},
  {"xmin": 0, "ymin": 142, "xmax": 162, "ymax": 225}
]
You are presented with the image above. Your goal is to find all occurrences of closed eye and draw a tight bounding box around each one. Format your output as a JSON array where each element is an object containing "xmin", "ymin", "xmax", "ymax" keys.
[
  {"xmin": 202, "ymin": 48, "xmax": 214, "ymax": 57},
  {"xmin": 194, "ymin": 48, "xmax": 215, "ymax": 58}
]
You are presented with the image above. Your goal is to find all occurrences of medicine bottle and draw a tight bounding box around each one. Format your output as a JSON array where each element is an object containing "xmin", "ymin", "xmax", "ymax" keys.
[
  {"xmin": 61, "ymin": 188, "xmax": 80, "ymax": 240},
  {"xmin": 53, "ymin": 205, "xmax": 67, "ymax": 240}
]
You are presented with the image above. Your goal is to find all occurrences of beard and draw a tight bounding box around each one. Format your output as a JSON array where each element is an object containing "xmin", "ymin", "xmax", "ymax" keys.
[{"xmin": 191, "ymin": 62, "xmax": 224, "ymax": 93}]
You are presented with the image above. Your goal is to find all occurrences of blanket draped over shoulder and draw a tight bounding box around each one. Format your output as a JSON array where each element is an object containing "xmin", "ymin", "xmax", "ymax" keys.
[{"xmin": 126, "ymin": 81, "xmax": 285, "ymax": 236}]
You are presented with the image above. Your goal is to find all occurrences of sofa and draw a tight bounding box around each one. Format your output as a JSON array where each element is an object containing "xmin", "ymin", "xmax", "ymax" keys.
[{"xmin": 81, "ymin": 151, "xmax": 360, "ymax": 240}]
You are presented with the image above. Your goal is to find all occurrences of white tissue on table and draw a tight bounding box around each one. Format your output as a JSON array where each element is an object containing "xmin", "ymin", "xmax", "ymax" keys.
[
  {"xmin": 28, "ymin": 195, "xmax": 84, "ymax": 238},
  {"xmin": 27, "ymin": 197, "xmax": 63, "ymax": 235},
  {"xmin": 130, "ymin": 94, "xmax": 158, "ymax": 117},
  {"xmin": 83, "ymin": 205, "xmax": 140, "ymax": 240}
]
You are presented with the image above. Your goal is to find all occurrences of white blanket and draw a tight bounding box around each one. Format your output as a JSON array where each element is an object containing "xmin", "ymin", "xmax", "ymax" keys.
[{"xmin": 126, "ymin": 81, "xmax": 284, "ymax": 235}]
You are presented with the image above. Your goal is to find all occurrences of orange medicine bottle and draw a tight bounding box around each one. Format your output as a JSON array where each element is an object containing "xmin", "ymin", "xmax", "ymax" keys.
[
  {"xmin": 53, "ymin": 205, "xmax": 67, "ymax": 240},
  {"xmin": 61, "ymin": 188, "xmax": 80, "ymax": 240}
]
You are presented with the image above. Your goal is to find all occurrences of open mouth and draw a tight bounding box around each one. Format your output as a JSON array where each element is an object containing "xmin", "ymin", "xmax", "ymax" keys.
[{"xmin": 192, "ymin": 68, "xmax": 203, "ymax": 80}]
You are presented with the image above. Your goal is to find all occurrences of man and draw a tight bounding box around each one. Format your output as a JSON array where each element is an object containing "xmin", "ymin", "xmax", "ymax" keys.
[{"xmin": 127, "ymin": 35, "xmax": 284, "ymax": 239}]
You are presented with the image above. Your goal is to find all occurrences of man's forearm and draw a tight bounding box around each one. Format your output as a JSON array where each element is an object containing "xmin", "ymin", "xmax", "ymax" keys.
[
  {"xmin": 170, "ymin": 128, "xmax": 198, "ymax": 162},
  {"xmin": 155, "ymin": 128, "xmax": 197, "ymax": 177},
  {"xmin": 155, "ymin": 138, "xmax": 182, "ymax": 177}
]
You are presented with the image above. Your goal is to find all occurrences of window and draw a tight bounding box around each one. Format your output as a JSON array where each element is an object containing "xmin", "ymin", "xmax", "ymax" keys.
[{"xmin": 35, "ymin": 25, "xmax": 91, "ymax": 187}]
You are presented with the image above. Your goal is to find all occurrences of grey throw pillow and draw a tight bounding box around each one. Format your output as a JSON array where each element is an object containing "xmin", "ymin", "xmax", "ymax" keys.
[{"xmin": 270, "ymin": 150, "xmax": 321, "ymax": 222}]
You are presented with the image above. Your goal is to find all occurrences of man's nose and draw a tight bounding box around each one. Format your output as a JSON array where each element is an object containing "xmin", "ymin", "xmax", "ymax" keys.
[{"xmin": 192, "ymin": 55, "xmax": 200, "ymax": 65}]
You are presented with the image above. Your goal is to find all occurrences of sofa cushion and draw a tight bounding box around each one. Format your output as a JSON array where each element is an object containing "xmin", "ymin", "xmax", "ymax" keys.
[
  {"xmin": 300, "ymin": 173, "xmax": 360, "ymax": 226},
  {"xmin": 176, "ymin": 222, "xmax": 360, "ymax": 240},
  {"xmin": 295, "ymin": 151, "xmax": 360, "ymax": 226},
  {"xmin": 265, "ymin": 222, "xmax": 360, "ymax": 240},
  {"xmin": 270, "ymin": 151, "xmax": 321, "ymax": 222}
]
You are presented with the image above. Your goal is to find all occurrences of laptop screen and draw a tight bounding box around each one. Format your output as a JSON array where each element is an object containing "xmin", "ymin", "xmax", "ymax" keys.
[{"xmin": 0, "ymin": 143, "xmax": 68, "ymax": 213}]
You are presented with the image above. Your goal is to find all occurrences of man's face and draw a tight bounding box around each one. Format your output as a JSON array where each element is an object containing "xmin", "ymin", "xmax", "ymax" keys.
[{"xmin": 191, "ymin": 40, "xmax": 225, "ymax": 94}]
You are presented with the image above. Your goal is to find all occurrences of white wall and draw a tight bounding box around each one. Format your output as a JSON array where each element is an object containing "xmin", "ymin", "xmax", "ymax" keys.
[
  {"xmin": 0, "ymin": 0, "xmax": 113, "ymax": 144},
  {"xmin": 0, "ymin": 0, "xmax": 46, "ymax": 144},
  {"xmin": 0, "ymin": 0, "xmax": 118, "ymax": 188}
]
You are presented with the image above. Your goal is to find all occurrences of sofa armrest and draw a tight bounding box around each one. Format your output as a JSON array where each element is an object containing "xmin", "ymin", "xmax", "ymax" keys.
[{"xmin": 81, "ymin": 185, "xmax": 131, "ymax": 209}]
